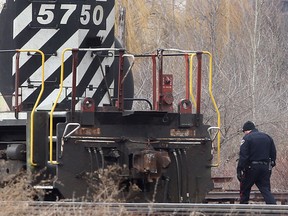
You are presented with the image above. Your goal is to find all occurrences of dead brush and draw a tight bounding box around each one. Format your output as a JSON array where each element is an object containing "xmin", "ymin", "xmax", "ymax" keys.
[
  {"xmin": 82, "ymin": 165, "xmax": 126, "ymax": 203},
  {"xmin": 0, "ymin": 170, "xmax": 46, "ymax": 201},
  {"xmin": 72, "ymin": 165, "xmax": 135, "ymax": 215},
  {"xmin": 0, "ymin": 165, "xmax": 133, "ymax": 215},
  {"xmin": 0, "ymin": 170, "xmax": 45, "ymax": 215}
]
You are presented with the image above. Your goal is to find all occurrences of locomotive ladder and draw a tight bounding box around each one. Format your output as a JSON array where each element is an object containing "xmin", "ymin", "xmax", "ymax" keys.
[
  {"xmin": 5, "ymin": 49, "xmax": 46, "ymax": 167},
  {"xmin": 188, "ymin": 51, "xmax": 221, "ymax": 167}
]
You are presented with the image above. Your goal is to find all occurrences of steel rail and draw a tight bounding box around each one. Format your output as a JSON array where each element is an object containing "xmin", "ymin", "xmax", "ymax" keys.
[
  {"xmin": 1, "ymin": 202, "xmax": 288, "ymax": 215},
  {"xmin": 205, "ymin": 191, "xmax": 288, "ymax": 204}
]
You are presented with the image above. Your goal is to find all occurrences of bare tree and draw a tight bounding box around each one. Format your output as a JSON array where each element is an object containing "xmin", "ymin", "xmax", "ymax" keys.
[{"xmin": 116, "ymin": 0, "xmax": 288, "ymax": 189}]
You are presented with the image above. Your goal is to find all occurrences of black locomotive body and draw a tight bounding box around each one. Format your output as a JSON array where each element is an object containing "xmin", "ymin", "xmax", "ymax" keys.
[{"xmin": 0, "ymin": 0, "xmax": 221, "ymax": 202}]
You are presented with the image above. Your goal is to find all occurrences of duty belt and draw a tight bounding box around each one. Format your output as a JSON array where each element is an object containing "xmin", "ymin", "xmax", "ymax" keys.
[{"xmin": 251, "ymin": 161, "xmax": 268, "ymax": 165}]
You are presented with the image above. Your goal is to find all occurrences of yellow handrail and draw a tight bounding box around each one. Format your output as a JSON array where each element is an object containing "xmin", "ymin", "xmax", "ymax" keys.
[
  {"xmin": 189, "ymin": 54, "xmax": 197, "ymax": 108},
  {"xmin": 189, "ymin": 51, "xmax": 221, "ymax": 167},
  {"xmin": 15, "ymin": 49, "xmax": 46, "ymax": 167},
  {"xmin": 48, "ymin": 47, "xmax": 123, "ymax": 164},
  {"xmin": 49, "ymin": 48, "xmax": 72, "ymax": 164},
  {"xmin": 203, "ymin": 51, "xmax": 221, "ymax": 167}
]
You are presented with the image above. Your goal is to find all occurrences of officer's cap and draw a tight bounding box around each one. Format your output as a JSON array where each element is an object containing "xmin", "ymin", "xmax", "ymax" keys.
[{"xmin": 242, "ymin": 121, "xmax": 255, "ymax": 132}]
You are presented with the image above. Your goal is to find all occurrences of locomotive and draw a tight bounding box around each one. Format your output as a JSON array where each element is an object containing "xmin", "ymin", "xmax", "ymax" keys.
[{"xmin": 0, "ymin": 0, "xmax": 221, "ymax": 202}]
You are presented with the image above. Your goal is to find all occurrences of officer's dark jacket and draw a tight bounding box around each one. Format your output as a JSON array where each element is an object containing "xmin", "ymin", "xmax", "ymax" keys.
[{"xmin": 237, "ymin": 129, "xmax": 276, "ymax": 172}]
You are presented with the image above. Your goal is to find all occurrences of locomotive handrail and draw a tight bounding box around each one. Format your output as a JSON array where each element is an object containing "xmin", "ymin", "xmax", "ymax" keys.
[
  {"xmin": 188, "ymin": 52, "xmax": 221, "ymax": 167},
  {"xmin": 208, "ymin": 126, "xmax": 220, "ymax": 162},
  {"xmin": 62, "ymin": 123, "xmax": 81, "ymax": 139},
  {"xmin": 49, "ymin": 48, "xmax": 72, "ymax": 164},
  {"xmin": 154, "ymin": 49, "xmax": 197, "ymax": 111},
  {"xmin": 78, "ymin": 48, "xmax": 125, "ymax": 52},
  {"xmin": 74, "ymin": 48, "xmax": 127, "ymax": 110},
  {"xmin": 111, "ymin": 98, "xmax": 153, "ymax": 110},
  {"xmin": 207, "ymin": 126, "xmax": 220, "ymax": 142},
  {"xmin": 60, "ymin": 123, "xmax": 80, "ymax": 157},
  {"xmin": 15, "ymin": 52, "xmax": 20, "ymax": 118},
  {"xmin": 204, "ymin": 51, "xmax": 221, "ymax": 167},
  {"xmin": 49, "ymin": 47, "xmax": 128, "ymax": 164},
  {"xmin": 189, "ymin": 54, "xmax": 197, "ymax": 108},
  {"xmin": 121, "ymin": 54, "xmax": 135, "ymax": 84},
  {"xmin": 15, "ymin": 49, "xmax": 45, "ymax": 167}
]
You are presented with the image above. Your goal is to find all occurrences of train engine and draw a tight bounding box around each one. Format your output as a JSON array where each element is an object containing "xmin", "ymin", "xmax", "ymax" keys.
[{"xmin": 0, "ymin": 0, "xmax": 221, "ymax": 202}]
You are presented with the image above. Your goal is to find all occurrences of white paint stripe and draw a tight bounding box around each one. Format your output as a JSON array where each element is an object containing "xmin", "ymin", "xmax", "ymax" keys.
[
  {"xmin": 55, "ymin": 9, "xmax": 116, "ymax": 109},
  {"xmin": 56, "ymin": 51, "xmax": 93, "ymax": 90},
  {"xmin": 32, "ymin": 29, "xmax": 89, "ymax": 81},
  {"xmin": 76, "ymin": 52, "xmax": 94, "ymax": 81},
  {"xmin": 0, "ymin": 93, "xmax": 10, "ymax": 111},
  {"xmin": 0, "ymin": 0, "xmax": 5, "ymax": 13},
  {"xmin": 64, "ymin": 48, "xmax": 114, "ymax": 101},
  {"xmin": 87, "ymin": 54, "xmax": 114, "ymax": 90},
  {"xmin": 22, "ymin": 29, "xmax": 90, "ymax": 106},
  {"xmin": 74, "ymin": 6, "xmax": 116, "ymax": 108},
  {"xmin": 99, "ymin": 81, "xmax": 114, "ymax": 106},
  {"xmin": 23, "ymin": 6, "xmax": 115, "ymax": 110},
  {"xmin": 13, "ymin": 4, "xmax": 32, "ymax": 39},
  {"xmin": 12, "ymin": 29, "xmax": 59, "ymax": 75},
  {"xmin": 75, "ymin": 48, "xmax": 116, "ymax": 108},
  {"xmin": 97, "ymin": 6, "xmax": 115, "ymax": 41}
]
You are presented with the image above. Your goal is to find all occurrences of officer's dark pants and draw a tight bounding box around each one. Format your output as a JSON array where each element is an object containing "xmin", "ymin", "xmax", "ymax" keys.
[{"xmin": 240, "ymin": 164, "xmax": 276, "ymax": 204}]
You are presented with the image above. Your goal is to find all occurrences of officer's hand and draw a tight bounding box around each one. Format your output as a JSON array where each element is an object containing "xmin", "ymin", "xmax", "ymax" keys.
[{"xmin": 237, "ymin": 171, "xmax": 242, "ymax": 182}]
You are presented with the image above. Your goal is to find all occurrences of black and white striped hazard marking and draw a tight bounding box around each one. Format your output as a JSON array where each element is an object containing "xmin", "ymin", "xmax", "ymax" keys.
[{"xmin": 1, "ymin": 0, "xmax": 115, "ymax": 111}]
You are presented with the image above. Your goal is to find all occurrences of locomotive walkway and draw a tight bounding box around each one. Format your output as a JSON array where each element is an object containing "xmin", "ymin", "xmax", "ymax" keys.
[{"xmin": 1, "ymin": 201, "xmax": 288, "ymax": 215}]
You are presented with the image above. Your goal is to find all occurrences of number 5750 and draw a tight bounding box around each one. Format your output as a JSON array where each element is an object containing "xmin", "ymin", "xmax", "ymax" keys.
[{"xmin": 37, "ymin": 4, "xmax": 104, "ymax": 26}]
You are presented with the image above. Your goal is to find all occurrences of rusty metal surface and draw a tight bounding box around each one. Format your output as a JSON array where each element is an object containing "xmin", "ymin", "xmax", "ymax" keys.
[
  {"xmin": 133, "ymin": 150, "xmax": 171, "ymax": 181},
  {"xmin": 170, "ymin": 128, "xmax": 195, "ymax": 137},
  {"xmin": 74, "ymin": 127, "xmax": 101, "ymax": 136}
]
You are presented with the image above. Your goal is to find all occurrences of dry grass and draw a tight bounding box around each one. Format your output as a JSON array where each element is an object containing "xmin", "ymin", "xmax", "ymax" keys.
[
  {"xmin": 0, "ymin": 171, "xmax": 44, "ymax": 202},
  {"xmin": 0, "ymin": 166, "xmax": 208, "ymax": 215},
  {"xmin": 0, "ymin": 171, "xmax": 44, "ymax": 215},
  {"xmin": 0, "ymin": 166, "xmax": 131, "ymax": 215},
  {"xmin": 82, "ymin": 165, "xmax": 125, "ymax": 202}
]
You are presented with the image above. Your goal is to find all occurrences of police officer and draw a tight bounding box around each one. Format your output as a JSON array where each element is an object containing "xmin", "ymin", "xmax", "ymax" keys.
[{"xmin": 237, "ymin": 121, "xmax": 277, "ymax": 204}]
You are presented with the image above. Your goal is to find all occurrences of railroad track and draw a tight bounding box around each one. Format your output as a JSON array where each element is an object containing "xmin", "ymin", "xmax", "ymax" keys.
[
  {"xmin": 205, "ymin": 191, "xmax": 288, "ymax": 205},
  {"xmin": 1, "ymin": 201, "xmax": 288, "ymax": 215}
]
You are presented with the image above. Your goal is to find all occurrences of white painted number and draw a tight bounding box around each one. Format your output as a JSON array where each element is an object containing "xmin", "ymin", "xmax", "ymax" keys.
[
  {"xmin": 36, "ymin": 4, "xmax": 104, "ymax": 26},
  {"xmin": 60, "ymin": 4, "xmax": 77, "ymax": 24},
  {"xmin": 37, "ymin": 4, "xmax": 55, "ymax": 25},
  {"xmin": 80, "ymin": 4, "xmax": 104, "ymax": 26},
  {"xmin": 93, "ymin": 5, "xmax": 104, "ymax": 25},
  {"xmin": 80, "ymin": 5, "xmax": 91, "ymax": 25}
]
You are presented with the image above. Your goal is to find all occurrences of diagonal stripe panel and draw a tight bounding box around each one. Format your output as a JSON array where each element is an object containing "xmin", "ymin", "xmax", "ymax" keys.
[
  {"xmin": 29, "ymin": 1, "xmax": 114, "ymax": 110},
  {"xmin": 0, "ymin": 0, "xmax": 116, "ymax": 110},
  {"xmin": 13, "ymin": 3, "xmax": 32, "ymax": 39}
]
